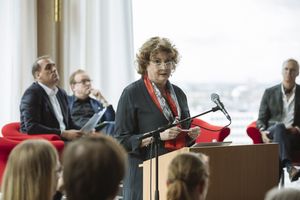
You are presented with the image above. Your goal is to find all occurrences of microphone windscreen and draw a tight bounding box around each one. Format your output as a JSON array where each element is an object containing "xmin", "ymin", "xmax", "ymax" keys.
[{"xmin": 210, "ymin": 93, "xmax": 219, "ymax": 101}]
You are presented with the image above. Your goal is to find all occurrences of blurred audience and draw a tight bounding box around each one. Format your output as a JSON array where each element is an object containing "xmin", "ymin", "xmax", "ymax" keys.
[
  {"xmin": 68, "ymin": 69, "xmax": 115, "ymax": 136},
  {"xmin": 62, "ymin": 135, "xmax": 127, "ymax": 200},
  {"xmin": 167, "ymin": 152, "xmax": 209, "ymax": 200},
  {"xmin": 1, "ymin": 139, "xmax": 62, "ymax": 200}
]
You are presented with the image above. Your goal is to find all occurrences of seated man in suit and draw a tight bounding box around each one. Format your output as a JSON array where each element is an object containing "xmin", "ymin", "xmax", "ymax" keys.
[
  {"xmin": 257, "ymin": 58, "xmax": 300, "ymax": 182},
  {"xmin": 68, "ymin": 69, "xmax": 115, "ymax": 135},
  {"xmin": 20, "ymin": 55, "xmax": 83, "ymax": 141}
]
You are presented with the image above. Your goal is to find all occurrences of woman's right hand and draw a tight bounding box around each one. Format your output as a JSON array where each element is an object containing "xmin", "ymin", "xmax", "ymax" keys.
[{"xmin": 159, "ymin": 126, "xmax": 182, "ymax": 141}]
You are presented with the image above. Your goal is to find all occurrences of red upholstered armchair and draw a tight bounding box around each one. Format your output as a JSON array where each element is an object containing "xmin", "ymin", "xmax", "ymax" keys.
[
  {"xmin": 1, "ymin": 122, "xmax": 64, "ymax": 158},
  {"xmin": 246, "ymin": 121, "xmax": 300, "ymax": 163},
  {"xmin": 246, "ymin": 120, "xmax": 300, "ymax": 185},
  {"xmin": 191, "ymin": 118, "xmax": 230, "ymax": 143},
  {"xmin": 246, "ymin": 121, "xmax": 263, "ymax": 144},
  {"xmin": 0, "ymin": 137, "xmax": 19, "ymax": 184},
  {"xmin": 1, "ymin": 122, "xmax": 61, "ymax": 141},
  {"xmin": 0, "ymin": 137, "xmax": 64, "ymax": 185}
]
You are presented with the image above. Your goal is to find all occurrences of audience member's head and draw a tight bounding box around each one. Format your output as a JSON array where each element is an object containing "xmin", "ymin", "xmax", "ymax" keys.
[
  {"xmin": 1, "ymin": 139, "xmax": 60, "ymax": 200},
  {"xmin": 265, "ymin": 187, "xmax": 300, "ymax": 200},
  {"xmin": 167, "ymin": 153, "xmax": 209, "ymax": 200},
  {"xmin": 62, "ymin": 135, "xmax": 127, "ymax": 200},
  {"xmin": 69, "ymin": 69, "xmax": 92, "ymax": 100},
  {"xmin": 32, "ymin": 55, "xmax": 59, "ymax": 88}
]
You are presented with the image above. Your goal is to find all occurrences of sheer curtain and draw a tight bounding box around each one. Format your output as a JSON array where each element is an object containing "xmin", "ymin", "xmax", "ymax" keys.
[
  {"xmin": 0, "ymin": 0, "xmax": 37, "ymax": 131},
  {"xmin": 0, "ymin": 0, "xmax": 134, "ymax": 132},
  {"xmin": 62, "ymin": 0, "xmax": 135, "ymax": 107}
]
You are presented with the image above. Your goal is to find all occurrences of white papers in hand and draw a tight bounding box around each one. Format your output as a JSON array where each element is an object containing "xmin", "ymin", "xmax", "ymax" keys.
[{"xmin": 80, "ymin": 108, "xmax": 107, "ymax": 134}]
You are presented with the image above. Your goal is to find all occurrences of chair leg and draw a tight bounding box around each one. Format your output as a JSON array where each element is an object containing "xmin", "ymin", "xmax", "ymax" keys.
[{"xmin": 280, "ymin": 168, "xmax": 285, "ymax": 187}]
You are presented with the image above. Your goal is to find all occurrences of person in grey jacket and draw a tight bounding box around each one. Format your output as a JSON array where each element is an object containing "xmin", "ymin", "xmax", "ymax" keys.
[{"xmin": 257, "ymin": 58, "xmax": 300, "ymax": 182}]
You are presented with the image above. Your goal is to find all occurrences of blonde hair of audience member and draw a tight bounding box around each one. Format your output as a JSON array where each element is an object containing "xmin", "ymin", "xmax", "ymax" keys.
[
  {"xmin": 167, "ymin": 153, "xmax": 209, "ymax": 200},
  {"xmin": 62, "ymin": 135, "xmax": 127, "ymax": 200},
  {"xmin": 1, "ymin": 139, "xmax": 59, "ymax": 200},
  {"xmin": 265, "ymin": 187, "xmax": 300, "ymax": 200}
]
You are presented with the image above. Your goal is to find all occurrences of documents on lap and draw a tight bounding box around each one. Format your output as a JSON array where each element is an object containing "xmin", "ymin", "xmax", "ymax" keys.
[{"xmin": 80, "ymin": 108, "xmax": 107, "ymax": 134}]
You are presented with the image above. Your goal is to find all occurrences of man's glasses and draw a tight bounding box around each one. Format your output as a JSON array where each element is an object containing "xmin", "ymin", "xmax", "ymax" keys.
[
  {"xmin": 150, "ymin": 60, "xmax": 174, "ymax": 69},
  {"xmin": 74, "ymin": 79, "xmax": 92, "ymax": 85}
]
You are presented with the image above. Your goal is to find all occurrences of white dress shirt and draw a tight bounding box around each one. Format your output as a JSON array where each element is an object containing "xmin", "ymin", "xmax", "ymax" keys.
[
  {"xmin": 281, "ymin": 84, "xmax": 296, "ymax": 128},
  {"xmin": 38, "ymin": 82, "xmax": 66, "ymax": 130}
]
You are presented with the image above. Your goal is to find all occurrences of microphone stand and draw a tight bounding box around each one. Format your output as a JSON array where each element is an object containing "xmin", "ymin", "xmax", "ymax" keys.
[{"xmin": 138, "ymin": 106, "xmax": 220, "ymax": 200}]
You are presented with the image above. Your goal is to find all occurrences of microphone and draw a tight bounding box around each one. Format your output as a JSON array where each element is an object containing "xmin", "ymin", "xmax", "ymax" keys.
[{"xmin": 211, "ymin": 93, "xmax": 231, "ymax": 121}]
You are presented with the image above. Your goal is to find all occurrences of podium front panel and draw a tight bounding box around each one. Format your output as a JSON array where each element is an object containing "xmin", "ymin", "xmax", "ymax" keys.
[{"xmin": 142, "ymin": 144, "xmax": 278, "ymax": 200}]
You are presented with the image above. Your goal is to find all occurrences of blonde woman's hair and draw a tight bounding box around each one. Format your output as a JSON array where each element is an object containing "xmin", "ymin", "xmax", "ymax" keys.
[
  {"xmin": 167, "ymin": 153, "xmax": 209, "ymax": 200},
  {"xmin": 1, "ymin": 139, "xmax": 58, "ymax": 200}
]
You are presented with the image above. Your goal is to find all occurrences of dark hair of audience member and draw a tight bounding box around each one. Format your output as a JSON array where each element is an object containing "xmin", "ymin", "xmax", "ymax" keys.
[
  {"xmin": 62, "ymin": 135, "xmax": 127, "ymax": 200},
  {"xmin": 31, "ymin": 55, "xmax": 51, "ymax": 78}
]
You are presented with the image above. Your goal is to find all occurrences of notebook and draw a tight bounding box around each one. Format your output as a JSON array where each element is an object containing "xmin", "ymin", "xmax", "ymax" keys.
[{"xmin": 80, "ymin": 108, "xmax": 107, "ymax": 134}]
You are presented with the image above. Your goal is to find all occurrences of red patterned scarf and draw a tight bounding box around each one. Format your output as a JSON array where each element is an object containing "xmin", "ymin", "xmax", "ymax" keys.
[{"xmin": 143, "ymin": 75, "xmax": 186, "ymax": 150}]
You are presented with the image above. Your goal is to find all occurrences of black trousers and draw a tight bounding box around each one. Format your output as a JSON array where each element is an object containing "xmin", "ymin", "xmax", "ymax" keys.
[{"xmin": 268, "ymin": 123, "xmax": 300, "ymax": 165}]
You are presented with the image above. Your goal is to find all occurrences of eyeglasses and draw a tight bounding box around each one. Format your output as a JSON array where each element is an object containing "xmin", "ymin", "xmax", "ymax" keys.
[
  {"xmin": 150, "ymin": 60, "xmax": 174, "ymax": 69},
  {"xmin": 74, "ymin": 79, "xmax": 92, "ymax": 85}
]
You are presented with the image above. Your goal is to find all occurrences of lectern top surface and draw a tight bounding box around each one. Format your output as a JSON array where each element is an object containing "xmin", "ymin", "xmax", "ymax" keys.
[{"xmin": 191, "ymin": 141, "xmax": 232, "ymax": 147}]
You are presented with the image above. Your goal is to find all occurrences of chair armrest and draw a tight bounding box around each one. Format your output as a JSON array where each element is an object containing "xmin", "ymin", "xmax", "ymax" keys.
[
  {"xmin": 246, "ymin": 121, "xmax": 263, "ymax": 144},
  {"xmin": 4, "ymin": 134, "xmax": 61, "ymax": 141}
]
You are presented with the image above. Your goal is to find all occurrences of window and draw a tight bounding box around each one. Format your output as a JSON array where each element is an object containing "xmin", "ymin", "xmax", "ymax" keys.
[{"xmin": 132, "ymin": 0, "xmax": 300, "ymax": 143}]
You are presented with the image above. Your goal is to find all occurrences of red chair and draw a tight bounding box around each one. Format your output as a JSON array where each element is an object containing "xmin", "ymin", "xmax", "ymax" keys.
[
  {"xmin": 0, "ymin": 137, "xmax": 64, "ymax": 186},
  {"xmin": 246, "ymin": 121, "xmax": 263, "ymax": 144},
  {"xmin": 1, "ymin": 122, "xmax": 61, "ymax": 141},
  {"xmin": 0, "ymin": 137, "xmax": 19, "ymax": 184},
  {"xmin": 246, "ymin": 121, "xmax": 300, "ymax": 185},
  {"xmin": 1, "ymin": 122, "xmax": 64, "ymax": 156},
  {"xmin": 191, "ymin": 118, "xmax": 230, "ymax": 143}
]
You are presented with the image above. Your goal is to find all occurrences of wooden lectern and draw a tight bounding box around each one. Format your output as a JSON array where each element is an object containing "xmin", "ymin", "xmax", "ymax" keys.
[{"xmin": 143, "ymin": 144, "xmax": 278, "ymax": 200}]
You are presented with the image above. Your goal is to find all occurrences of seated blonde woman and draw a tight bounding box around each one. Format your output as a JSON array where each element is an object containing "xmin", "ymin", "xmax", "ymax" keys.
[
  {"xmin": 167, "ymin": 152, "xmax": 209, "ymax": 200},
  {"xmin": 1, "ymin": 139, "xmax": 61, "ymax": 200}
]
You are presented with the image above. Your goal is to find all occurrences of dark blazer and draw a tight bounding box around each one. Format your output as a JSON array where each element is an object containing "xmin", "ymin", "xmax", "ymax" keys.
[
  {"xmin": 257, "ymin": 84, "xmax": 300, "ymax": 131},
  {"xmin": 115, "ymin": 78, "xmax": 191, "ymax": 159},
  {"xmin": 20, "ymin": 82, "xmax": 78, "ymax": 135}
]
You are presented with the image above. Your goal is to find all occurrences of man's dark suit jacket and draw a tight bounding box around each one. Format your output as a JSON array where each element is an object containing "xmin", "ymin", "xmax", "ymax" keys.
[
  {"xmin": 20, "ymin": 82, "xmax": 78, "ymax": 135},
  {"xmin": 257, "ymin": 84, "xmax": 300, "ymax": 131}
]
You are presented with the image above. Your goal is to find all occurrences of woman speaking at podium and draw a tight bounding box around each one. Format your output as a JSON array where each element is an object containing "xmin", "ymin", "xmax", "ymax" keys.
[{"xmin": 115, "ymin": 36, "xmax": 200, "ymax": 200}]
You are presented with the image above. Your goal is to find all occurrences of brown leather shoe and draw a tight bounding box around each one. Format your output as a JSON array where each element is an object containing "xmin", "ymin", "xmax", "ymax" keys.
[{"xmin": 288, "ymin": 167, "xmax": 300, "ymax": 182}]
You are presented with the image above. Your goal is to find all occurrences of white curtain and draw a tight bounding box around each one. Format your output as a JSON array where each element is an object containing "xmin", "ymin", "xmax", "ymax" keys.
[
  {"xmin": 0, "ymin": 0, "xmax": 37, "ymax": 132},
  {"xmin": 0, "ymin": 0, "xmax": 134, "ymax": 132},
  {"xmin": 63, "ymin": 0, "xmax": 135, "ymax": 107}
]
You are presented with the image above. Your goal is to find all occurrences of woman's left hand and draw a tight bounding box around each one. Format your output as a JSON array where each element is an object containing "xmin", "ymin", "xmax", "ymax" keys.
[{"xmin": 186, "ymin": 127, "xmax": 200, "ymax": 139}]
